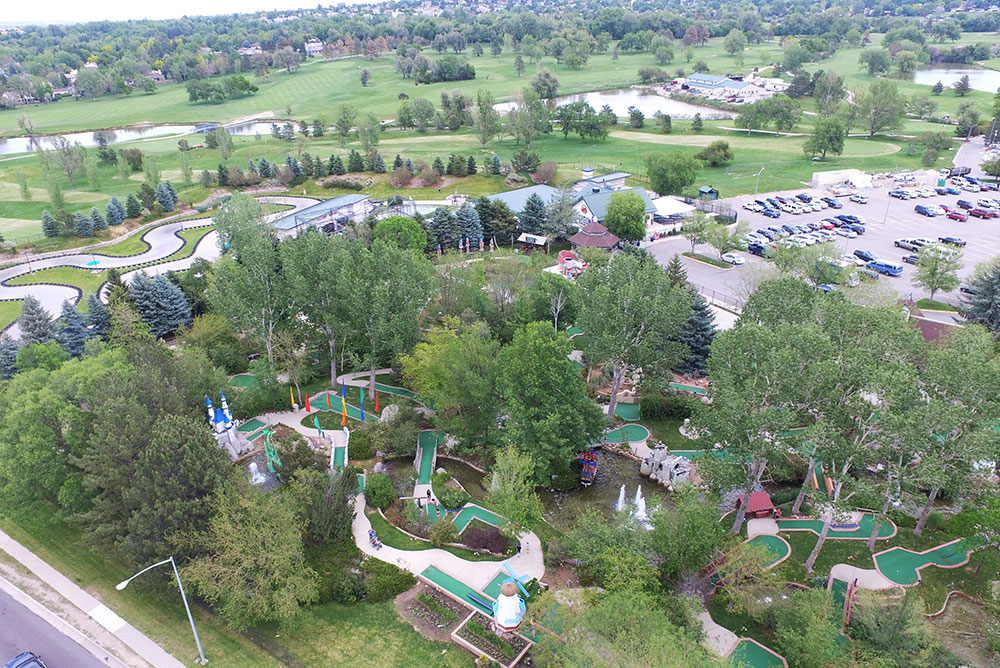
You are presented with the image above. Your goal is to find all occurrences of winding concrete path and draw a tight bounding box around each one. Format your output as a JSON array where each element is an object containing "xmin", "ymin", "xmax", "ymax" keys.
[{"xmin": 1, "ymin": 195, "xmax": 318, "ymax": 339}]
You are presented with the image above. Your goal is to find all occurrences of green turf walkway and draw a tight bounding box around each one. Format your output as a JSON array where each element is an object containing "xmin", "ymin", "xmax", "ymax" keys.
[
  {"xmin": 452, "ymin": 505, "xmax": 504, "ymax": 533},
  {"xmin": 777, "ymin": 513, "xmax": 895, "ymax": 540},
  {"xmin": 238, "ymin": 419, "xmax": 265, "ymax": 433},
  {"xmin": 420, "ymin": 565, "xmax": 494, "ymax": 616},
  {"xmin": 669, "ymin": 382, "xmax": 707, "ymax": 395},
  {"xmin": 727, "ymin": 639, "xmax": 786, "ymax": 668},
  {"xmin": 874, "ymin": 539, "xmax": 975, "ymax": 586},
  {"xmin": 566, "ymin": 325, "xmax": 582, "ymax": 338},
  {"xmin": 230, "ymin": 374, "xmax": 259, "ymax": 388},
  {"xmin": 614, "ymin": 402, "xmax": 640, "ymax": 421},
  {"xmin": 829, "ymin": 578, "xmax": 849, "ymax": 611},
  {"xmin": 416, "ymin": 430, "xmax": 442, "ymax": 485},
  {"xmin": 481, "ymin": 571, "xmax": 533, "ymax": 599},
  {"xmin": 332, "ymin": 446, "xmax": 346, "ymax": 470},
  {"xmin": 373, "ymin": 382, "xmax": 417, "ymax": 399},
  {"xmin": 600, "ymin": 424, "xmax": 651, "ymax": 444},
  {"xmin": 747, "ymin": 535, "xmax": 790, "ymax": 569},
  {"xmin": 310, "ymin": 391, "xmax": 372, "ymax": 422}
]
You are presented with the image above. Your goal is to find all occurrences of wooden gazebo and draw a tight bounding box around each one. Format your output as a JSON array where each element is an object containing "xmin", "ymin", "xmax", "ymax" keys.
[{"xmin": 569, "ymin": 221, "xmax": 620, "ymax": 250}]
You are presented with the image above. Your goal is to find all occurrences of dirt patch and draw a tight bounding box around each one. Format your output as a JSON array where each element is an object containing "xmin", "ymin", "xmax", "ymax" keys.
[
  {"xmin": 541, "ymin": 564, "xmax": 580, "ymax": 589},
  {"xmin": 394, "ymin": 583, "xmax": 465, "ymax": 643}
]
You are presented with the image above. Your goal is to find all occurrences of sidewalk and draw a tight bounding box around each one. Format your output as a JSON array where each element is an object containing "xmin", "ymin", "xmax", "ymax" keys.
[{"xmin": 0, "ymin": 530, "xmax": 185, "ymax": 668}]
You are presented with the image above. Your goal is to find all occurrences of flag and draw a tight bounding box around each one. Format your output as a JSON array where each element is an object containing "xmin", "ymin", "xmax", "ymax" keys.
[
  {"xmin": 360, "ymin": 390, "xmax": 365, "ymax": 421},
  {"xmin": 341, "ymin": 381, "xmax": 346, "ymax": 398},
  {"xmin": 314, "ymin": 415, "xmax": 323, "ymax": 437},
  {"xmin": 341, "ymin": 397, "xmax": 347, "ymax": 426},
  {"xmin": 375, "ymin": 391, "xmax": 380, "ymax": 412},
  {"xmin": 327, "ymin": 392, "xmax": 332, "ymax": 409},
  {"xmin": 290, "ymin": 386, "xmax": 295, "ymax": 408},
  {"xmin": 305, "ymin": 393, "xmax": 311, "ymax": 413}
]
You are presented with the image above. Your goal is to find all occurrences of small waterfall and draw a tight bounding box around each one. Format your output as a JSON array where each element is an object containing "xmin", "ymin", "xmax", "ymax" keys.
[
  {"xmin": 615, "ymin": 484, "xmax": 626, "ymax": 512},
  {"xmin": 634, "ymin": 487, "xmax": 651, "ymax": 529}
]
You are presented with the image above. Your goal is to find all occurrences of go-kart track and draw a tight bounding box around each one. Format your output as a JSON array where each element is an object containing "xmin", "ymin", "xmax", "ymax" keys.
[{"xmin": 0, "ymin": 196, "xmax": 318, "ymax": 338}]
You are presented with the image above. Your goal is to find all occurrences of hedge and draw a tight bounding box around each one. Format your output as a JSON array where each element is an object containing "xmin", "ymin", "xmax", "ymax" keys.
[{"xmin": 639, "ymin": 394, "xmax": 699, "ymax": 421}]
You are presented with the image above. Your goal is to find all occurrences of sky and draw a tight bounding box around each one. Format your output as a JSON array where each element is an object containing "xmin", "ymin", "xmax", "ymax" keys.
[{"xmin": 4, "ymin": 0, "xmax": 367, "ymax": 26}]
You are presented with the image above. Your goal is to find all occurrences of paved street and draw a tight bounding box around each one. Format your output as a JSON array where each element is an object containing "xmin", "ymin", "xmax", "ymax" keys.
[{"xmin": 0, "ymin": 588, "xmax": 108, "ymax": 668}]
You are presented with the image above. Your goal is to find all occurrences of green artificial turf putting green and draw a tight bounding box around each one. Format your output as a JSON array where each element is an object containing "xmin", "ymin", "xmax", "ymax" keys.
[
  {"xmin": 451, "ymin": 505, "xmax": 504, "ymax": 533},
  {"xmin": 614, "ymin": 402, "xmax": 640, "ymax": 421},
  {"xmin": 873, "ymin": 539, "xmax": 976, "ymax": 586},
  {"xmin": 777, "ymin": 513, "xmax": 896, "ymax": 540},
  {"xmin": 600, "ymin": 424, "xmax": 651, "ymax": 444},
  {"xmin": 746, "ymin": 534, "xmax": 791, "ymax": 569},
  {"xmin": 230, "ymin": 373, "xmax": 259, "ymax": 388},
  {"xmin": 727, "ymin": 639, "xmax": 787, "ymax": 668}
]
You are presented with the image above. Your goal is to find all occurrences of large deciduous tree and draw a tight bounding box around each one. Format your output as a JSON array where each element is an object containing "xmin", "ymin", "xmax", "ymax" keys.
[
  {"xmin": 576, "ymin": 253, "xmax": 691, "ymax": 418},
  {"xmin": 602, "ymin": 191, "xmax": 646, "ymax": 242},
  {"xmin": 485, "ymin": 444, "xmax": 543, "ymax": 537},
  {"xmin": 645, "ymin": 152, "xmax": 700, "ymax": 195}
]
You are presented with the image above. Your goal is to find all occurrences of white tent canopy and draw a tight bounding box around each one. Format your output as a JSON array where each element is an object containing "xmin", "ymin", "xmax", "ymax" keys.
[{"xmin": 652, "ymin": 196, "xmax": 695, "ymax": 217}]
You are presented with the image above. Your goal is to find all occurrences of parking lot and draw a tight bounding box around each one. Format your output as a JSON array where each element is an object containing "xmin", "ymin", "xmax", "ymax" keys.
[{"xmin": 649, "ymin": 177, "xmax": 1000, "ymax": 307}]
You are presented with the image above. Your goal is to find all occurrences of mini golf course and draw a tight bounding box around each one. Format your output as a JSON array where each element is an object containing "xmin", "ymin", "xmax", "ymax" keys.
[
  {"xmin": 746, "ymin": 534, "xmax": 791, "ymax": 569},
  {"xmin": 482, "ymin": 571, "xmax": 530, "ymax": 599},
  {"xmin": 777, "ymin": 513, "xmax": 896, "ymax": 540},
  {"xmin": 873, "ymin": 539, "xmax": 976, "ymax": 586},
  {"xmin": 420, "ymin": 565, "xmax": 494, "ymax": 616},
  {"xmin": 416, "ymin": 430, "xmax": 442, "ymax": 485},
  {"xmin": 230, "ymin": 374, "xmax": 259, "ymax": 388},
  {"xmin": 669, "ymin": 381, "xmax": 707, "ymax": 395},
  {"xmin": 613, "ymin": 402, "xmax": 640, "ymax": 421},
  {"xmin": 601, "ymin": 424, "xmax": 651, "ymax": 444},
  {"xmin": 727, "ymin": 639, "xmax": 787, "ymax": 668},
  {"xmin": 451, "ymin": 504, "xmax": 504, "ymax": 533},
  {"xmin": 332, "ymin": 444, "xmax": 347, "ymax": 470},
  {"xmin": 238, "ymin": 419, "xmax": 265, "ymax": 433},
  {"xmin": 309, "ymin": 390, "xmax": 371, "ymax": 421}
]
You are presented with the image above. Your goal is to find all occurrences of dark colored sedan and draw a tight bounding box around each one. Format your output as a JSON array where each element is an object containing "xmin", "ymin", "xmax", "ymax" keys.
[
  {"xmin": 762, "ymin": 209, "xmax": 781, "ymax": 218},
  {"xmin": 902, "ymin": 254, "xmax": 919, "ymax": 264},
  {"xmin": 848, "ymin": 223, "xmax": 866, "ymax": 235},
  {"xmin": 5, "ymin": 653, "xmax": 48, "ymax": 668},
  {"xmin": 938, "ymin": 236, "xmax": 967, "ymax": 247},
  {"xmin": 822, "ymin": 197, "xmax": 843, "ymax": 209},
  {"xmin": 836, "ymin": 214, "xmax": 860, "ymax": 224},
  {"xmin": 853, "ymin": 248, "xmax": 878, "ymax": 262},
  {"xmin": 957, "ymin": 199, "xmax": 974, "ymax": 209},
  {"xmin": 960, "ymin": 284, "xmax": 978, "ymax": 295}
]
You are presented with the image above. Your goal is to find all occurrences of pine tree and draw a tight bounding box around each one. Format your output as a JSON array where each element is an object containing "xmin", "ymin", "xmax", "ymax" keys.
[
  {"xmin": 393, "ymin": 154, "xmax": 404, "ymax": 170},
  {"xmin": 432, "ymin": 156, "xmax": 446, "ymax": 175},
  {"xmin": 518, "ymin": 193, "xmax": 549, "ymax": 234},
  {"xmin": 42, "ymin": 210, "xmax": 60, "ymax": 238},
  {"xmin": 312, "ymin": 157, "xmax": 328, "ymax": 177},
  {"xmin": 91, "ymin": 206, "xmax": 107, "ymax": 231},
  {"xmin": 125, "ymin": 192, "xmax": 143, "ymax": 218},
  {"xmin": 373, "ymin": 153, "xmax": 387, "ymax": 173},
  {"xmin": 404, "ymin": 158, "xmax": 415, "ymax": 175},
  {"xmin": 666, "ymin": 254, "xmax": 688, "ymax": 287},
  {"xmin": 285, "ymin": 155, "xmax": 303, "ymax": 178},
  {"xmin": 18, "ymin": 295, "xmax": 55, "ymax": 345},
  {"xmin": 962, "ymin": 261, "xmax": 1000, "ymax": 333},
  {"xmin": 301, "ymin": 153, "xmax": 315, "ymax": 177},
  {"xmin": 932, "ymin": 80, "xmax": 944, "ymax": 95},
  {"xmin": 467, "ymin": 156, "xmax": 477, "ymax": 175},
  {"xmin": 217, "ymin": 164, "xmax": 229, "ymax": 186},
  {"xmin": 155, "ymin": 182, "xmax": 175, "ymax": 212},
  {"xmin": 106, "ymin": 197, "xmax": 125, "ymax": 226},
  {"xmin": 0, "ymin": 334, "xmax": 18, "ymax": 380},
  {"xmin": 247, "ymin": 158, "xmax": 259, "ymax": 175},
  {"xmin": 87, "ymin": 294, "xmax": 111, "ymax": 338},
  {"xmin": 330, "ymin": 154, "xmax": 346, "ymax": 175},
  {"xmin": 165, "ymin": 180, "xmax": 178, "ymax": 204},
  {"xmin": 692, "ymin": 113, "xmax": 703, "ymax": 132},
  {"xmin": 455, "ymin": 202, "xmax": 482, "ymax": 242},
  {"xmin": 347, "ymin": 150, "xmax": 364, "ymax": 172},
  {"xmin": 57, "ymin": 299, "xmax": 89, "ymax": 357},
  {"xmin": 138, "ymin": 183, "xmax": 156, "ymax": 209},
  {"xmin": 258, "ymin": 158, "xmax": 273, "ymax": 178},
  {"xmin": 491, "ymin": 155, "xmax": 502, "ymax": 175},
  {"xmin": 674, "ymin": 291, "xmax": 716, "ymax": 377},
  {"xmin": 128, "ymin": 272, "xmax": 192, "ymax": 337},
  {"xmin": 430, "ymin": 207, "xmax": 460, "ymax": 248},
  {"xmin": 74, "ymin": 211, "xmax": 94, "ymax": 237}
]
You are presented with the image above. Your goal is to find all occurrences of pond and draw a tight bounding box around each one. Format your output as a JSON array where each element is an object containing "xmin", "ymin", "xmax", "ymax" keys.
[
  {"xmin": 440, "ymin": 450, "xmax": 672, "ymax": 531},
  {"xmin": 494, "ymin": 86, "xmax": 734, "ymax": 120},
  {"xmin": 0, "ymin": 120, "xmax": 279, "ymax": 157},
  {"xmin": 912, "ymin": 65, "xmax": 1000, "ymax": 94}
]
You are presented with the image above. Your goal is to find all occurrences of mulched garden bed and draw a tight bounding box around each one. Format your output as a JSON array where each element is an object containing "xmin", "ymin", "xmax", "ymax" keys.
[{"xmin": 455, "ymin": 612, "xmax": 530, "ymax": 665}]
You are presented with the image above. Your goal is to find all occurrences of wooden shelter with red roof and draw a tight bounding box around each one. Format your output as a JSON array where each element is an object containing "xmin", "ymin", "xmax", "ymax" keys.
[
  {"xmin": 735, "ymin": 490, "xmax": 775, "ymax": 519},
  {"xmin": 568, "ymin": 221, "xmax": 620, "ymax": 250}
]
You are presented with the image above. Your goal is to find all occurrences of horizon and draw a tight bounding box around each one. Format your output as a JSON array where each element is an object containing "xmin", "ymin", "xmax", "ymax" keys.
[{"xmin": 0, "ymin": 0, "xmax": 382, "ymax": 27}]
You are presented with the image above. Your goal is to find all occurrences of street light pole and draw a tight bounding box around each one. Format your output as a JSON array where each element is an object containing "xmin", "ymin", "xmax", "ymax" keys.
[
  {"xmin": 117, "ymin": 556, "xmax": 207, "ymax": 665},
  {"xmin": 754, "ymin": 167, "xmax": 765, "ymax": 196}
]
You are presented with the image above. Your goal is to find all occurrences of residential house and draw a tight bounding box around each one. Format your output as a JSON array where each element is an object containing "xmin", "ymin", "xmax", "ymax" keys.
[
  {"xmin": 573, "ymin": 186, "xmax": 657, "ymax": 226},
  {"xmin": 304, "ymin": 40, "xmax": 325, "ymax": 57},
  {"xmin": 486, "ymin": 184, "xmax": 560, "ymax": 215}
]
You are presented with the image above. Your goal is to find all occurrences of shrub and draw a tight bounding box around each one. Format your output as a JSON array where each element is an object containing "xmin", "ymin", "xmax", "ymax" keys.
[
  {"xmin": 924, "ymin": 510, "xmax": 946, "ymax": 533},
  {"xmin": 640, "ymin": 394, "xmax": 699, "ymax": 421},
  {"xmin": 347, "ymin": 427, "xmax": 374, "ymax": 460},
  {"xmin": 364, "ymin": 473, "xmax": 396, "ymax": 509},
  {"xmin": 229, "ymin": 385, "xmax": 286, "ymax": 419},
  {"xmin": 512, "ymin": 149, "xmax": 541, "ymax": 174},
  {"xmin": 532, "ymin": 160, "xmax": 558, "ymax": 184},
  {"xmin": 461, "ymin": 525, "xmax": 509, "ymax": 554},
  {"xmin": 389, "ymin": 165, "xmax": 413, "ymax": 188},
  {"xmin": 462, "ymin": 620, "xmax": 515, "ymax": 660},
  {"xmin": 432, "ymin": 472, "xmax": 470, "ymax": 509},
  {"xmin": 417, "ymin": 592, "xmax": 459, "ymax": 622},
  {"xmin": 306, "ymin": 542, "xmax": 364, "ymax": 604},
  {"xmin": 320, "ymin": 175, "xmax": 367, "ymax": 190},
  {"xmin": 429, "ymin": 518, "xmax": 460, "ymax": 546},
  {"xmin": 362, "ymin": 558, "xmax": 416, "ymax": 602}
]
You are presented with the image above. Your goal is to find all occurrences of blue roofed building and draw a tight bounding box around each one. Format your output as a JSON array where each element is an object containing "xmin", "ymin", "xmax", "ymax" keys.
[
  {"xmin": 270, "ymin": 194, "xmax": 373, "ymax": 236},
  {"xmin": 486, "ymin": 184, "xmax": 560, "ymax": 215}
]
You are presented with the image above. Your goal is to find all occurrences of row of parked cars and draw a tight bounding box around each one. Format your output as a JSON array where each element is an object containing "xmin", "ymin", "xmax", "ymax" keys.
[
  {"xmin": 745, "ymin": 215, "xmax": 868, "ymax": 253},
  {"xmin": 742, "ymin": 193, "xmax": 862, "ymax": 218}
]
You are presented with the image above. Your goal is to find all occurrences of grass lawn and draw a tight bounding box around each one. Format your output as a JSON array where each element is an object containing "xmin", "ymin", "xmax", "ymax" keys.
[
  {"xmin": 916, "ymin": 298, "xmax": 957, "ymax": 312},
  {"xmin": 683, "ymin": 251, "xmax": 732, "ymax": 268},
  {"xmin": 366, "ymin": 509, "xmax": 505, "ymax": 563},
  {"xmin": 7, "ymin": 266, "xmax": 107, "ymax": 304},
  {"xmin": 642, "ymin": 418, "xmax": 696, "ymax": 449},
  {"xmin": 0, "ymin": 299, "xmax": 22, "ymax": 332},
  {"xmin": 96, "ymin": 227, "xmax": 159, "ymax": 256},
  {"xmin": 0, "ymin": 509, "xmax": 277, "ymax": 668},
  {"xmin": 271, "ymin": 599, "xmax": 474, "ymax": 668}
]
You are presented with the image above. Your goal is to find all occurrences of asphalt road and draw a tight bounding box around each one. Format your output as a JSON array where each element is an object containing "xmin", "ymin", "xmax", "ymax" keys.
[
  {"xmin": 655, "ymin": 173, "xmax": 1000, "ymax": 309},
  {"xmin": 0, "ymin": 588, "xmax": 109, "ymax": 668}
]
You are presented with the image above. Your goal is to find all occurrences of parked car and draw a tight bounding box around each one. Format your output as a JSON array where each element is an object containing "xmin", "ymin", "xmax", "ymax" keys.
[
  {"xmin": 767, "ymin": 225, "xmax": 787, "ymax": 237},
  {"xmin": 889, "ymin": 190, "xmax": 911, "ymax": 199},
  {"xmin": 894, "ymin": 238, "xmax": 920, "ymax": 251},
  {"xmin": 816, "ymin": 283, "xmax": 838, "ymax": 292},
  {"xmin": 796, "ymin": 193, "xmax": 813, "ymax": 202},
  {"xmin": 747, "ymin": 243, "xmax": 775, "ymax": 258},
  {"xmin": 756, "ymin": 228, "xmax": 776, "ymax": 241},
  {"xmin": 928, "ymin": 205, "xmax": 946, "ymax": 217},
  {"xmin": 957, "ymin": 199, "xmax": 974, "ymax": 209},
  {"xmin": 822, "ymin": 197, "xmax": 842, "ymax": 209},
  {"xmin": 836, "ymin": 214, "xmax": 860, "ymax": 224},
  {"xmin": 867, "ymin": 259, "xmax": 904, "ymax": 276},
  {"xmin": 854, "ymin": 249, "xmax": 878, "ymax": 262},
  {"xmin": 911, "ymin": 237, "xmax": 934, "ymax": 247},
  {"xmin": 5, "ymin": 653, "xmax": 48, "ymax": 668},
  {"xmin": 947, "ymin": 210, "xmax": 968, "ymax": 221},
  {"xmin": 949, "ymin": 166, "xmax": 971, "ymax": 177},
  {"xmin": 970, "ymin": 208, "xmax": 995, "ymax": 219},
  {"xmin": 744, "ymin": 233, "xmax": 767, "ymax": 245},
  {"xmin": 902, "ymin": 254, "xmax": 920, "ymax": 264},
  {"xmin": 762, "ymin": 208, "xmax": 781, "ymax": 218},
  {"xmin": 744, "ymin": 201, "xmax": 764, "ymax": 212},
  {"xmin": 962, "ymin": 183, "xmax": 981, "ymax": 192},
  {"xmin": 721, "ymin": 252, "xmax": 746, "ymax": 265},
  {"xmin": 841, "ymin": 253, "xmax": 866, "ymax": 267},
  {"xmin": 938, "ymin": 236, "xmax": 967, "ymax": 247},
  {"xmin": 935, "ymin": 187, "xmax": 949, "ymax": 195},
  {"xmin": 946, "ymin": 186, "xmax": 962, "ymax": 195},
  {"xmin": 820, "ymin": 220, "xmax": 836, "ymax": 229},
  {"xmin": 849, "ymin": 193, "xmax": 869, "ymax": 204},
  {"xmin": 976, "ymin": 198, "xmax": 995, "ymax": 209},
  {"xmin": 915, "ymin": 204, "xmax": 936, "ymax": 217},
  {"xmin": 835, "ymin": 227, "xmax": 857, "ymax": 238},
  {"xmin": 847, "ymin": 223, "xmax": 866, "ymax": 235},
  {"xmin": 959, "ymin": 284, "xmax": 978, "ymax": 295}
]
